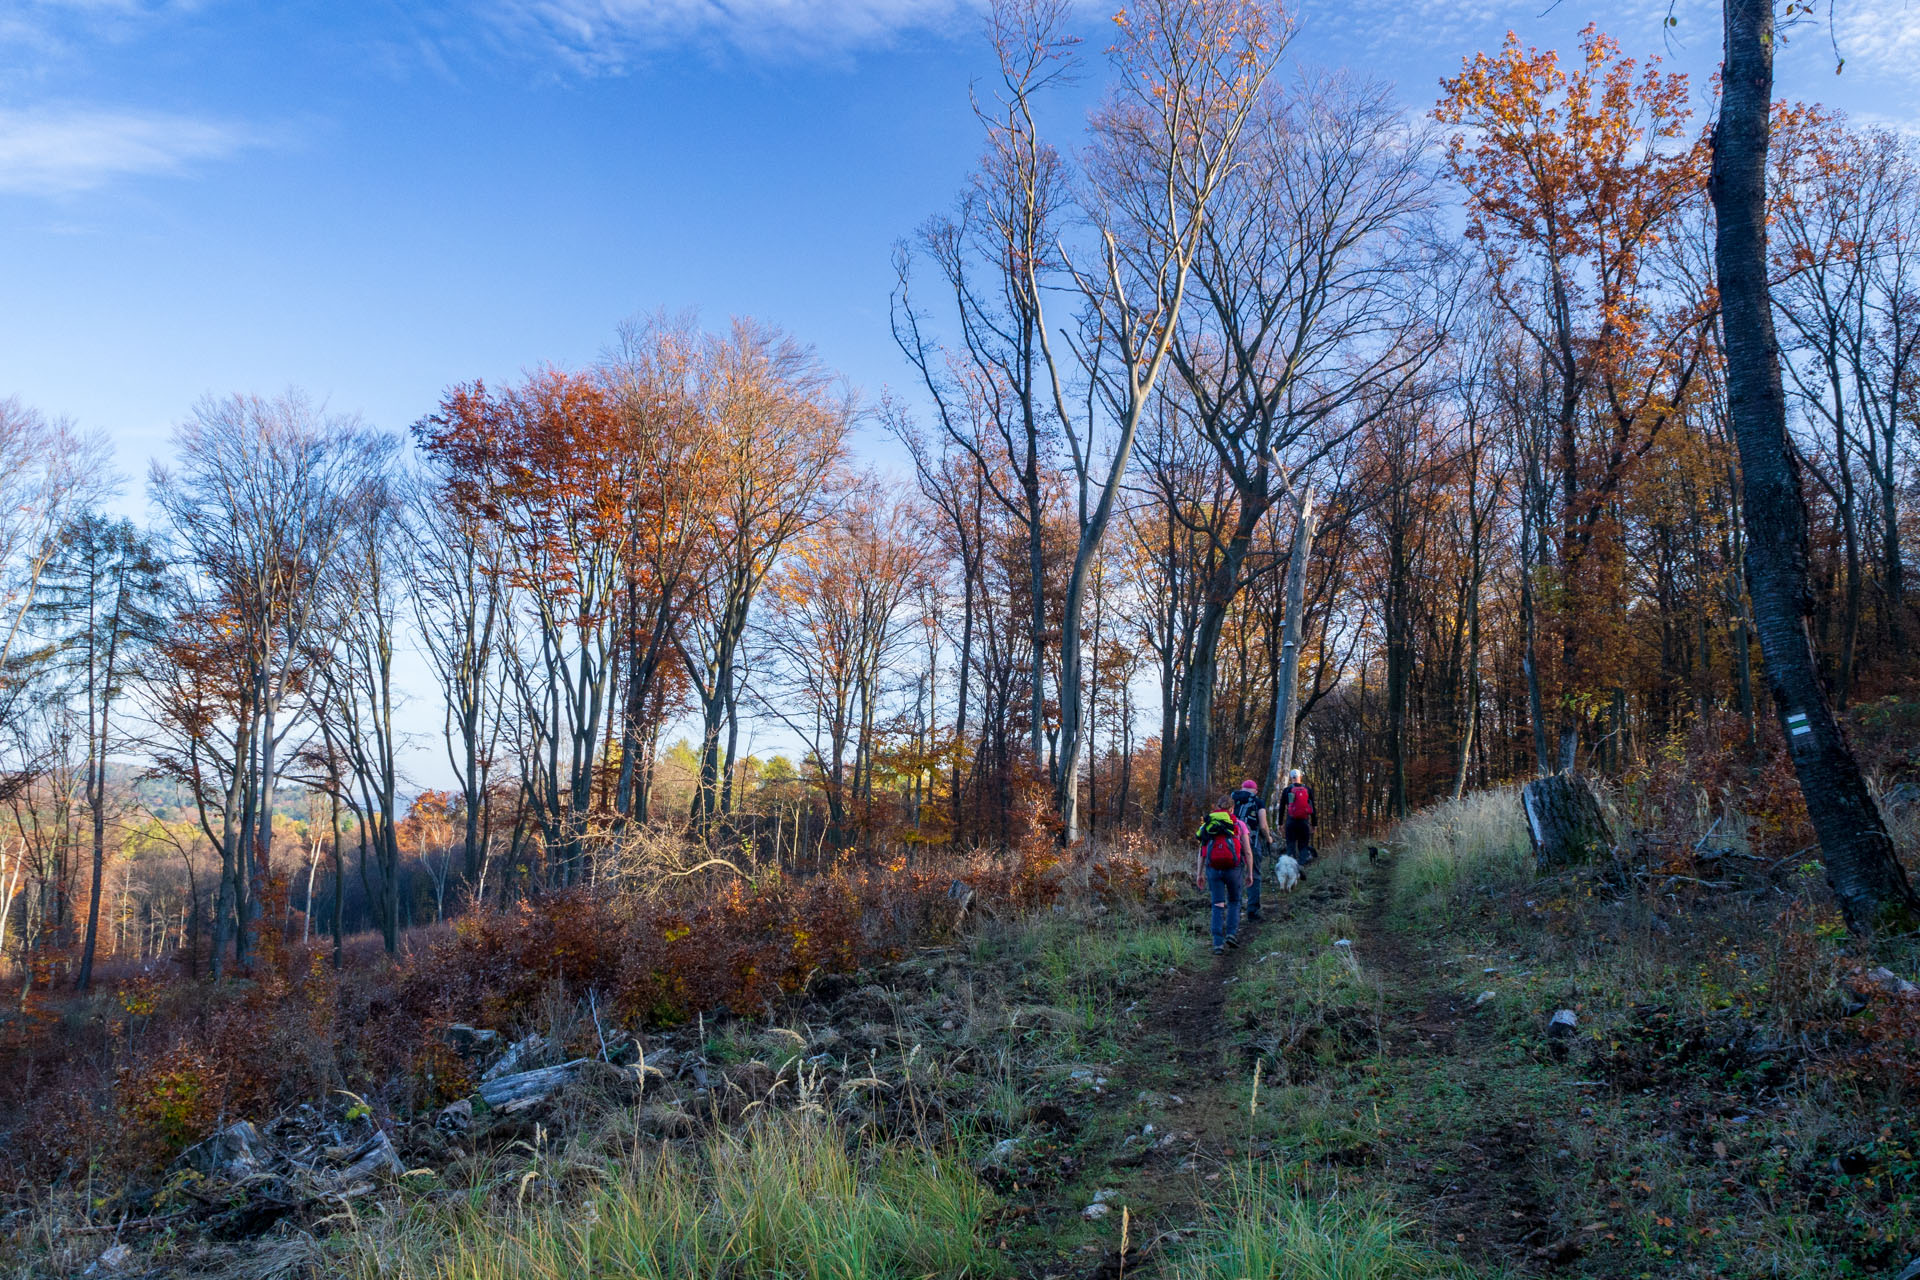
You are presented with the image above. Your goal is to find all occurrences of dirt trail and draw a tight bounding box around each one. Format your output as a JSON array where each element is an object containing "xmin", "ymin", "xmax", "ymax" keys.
[
  {"xmin": 1350, "ymin": 852, "xmax": 1559, "ymax": 1268},
  {"xmin": 1015, "ymin": 852, "xmax": 1559, "ymax": 1278},
  {"xmin": 1010, "ymin": 880, "xmax": 1306, "ymax": 1278}
]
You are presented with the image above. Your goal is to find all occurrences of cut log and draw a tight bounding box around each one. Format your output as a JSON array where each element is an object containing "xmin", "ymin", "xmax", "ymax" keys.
[
  {"xmin": 476, "ymin": 1059, "xmax": 590, "ymax": 1109},
  {"xmin": 1521, "ymin": 774, "xmax": 1615, "ymax": 871},
  {"xmin": 480, "ymin": 1033, "xmax": 547, "ymax": 1082},
  {"xmin": 334, "ymin": 1131, "xmax": 404, "ymax": 1183}
]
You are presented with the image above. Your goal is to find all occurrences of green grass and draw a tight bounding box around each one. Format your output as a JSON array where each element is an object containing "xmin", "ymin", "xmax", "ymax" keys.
[
  {"xmin": 974, "ymin": 911, "xmax": 1197, "ymax": 1058},
  {"xmin": 1167, "ymin": 1164, "xmax": 1494, "ymax": 1279},
  {"xmin": 349, "ymin": 1114, "xmax": 1005, "ymax": 1280}
]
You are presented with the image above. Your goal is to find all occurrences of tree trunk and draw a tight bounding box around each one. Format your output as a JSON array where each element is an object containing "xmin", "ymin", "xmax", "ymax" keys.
[
  {"xmin": 1385, "ymin": 527, "xmax": 1411, "ymax": 821},
  {"xmin": 76, "ymin": 761, "xmax": 105, "ymax": 992},
  {"xmin": 1261, "ymin": 488, "xmax": 1317, "ymax": 798},
  {"xmin": 1520, "ymin": 557, "xmax": 1551, "ymax": 778},
  {"xmin": 1711, "ymin": 0, "xmax": 1920, "ymax": 933},
  {"xmin": 1450, "ymin": 548, "xmax": 1483, "ymax": 802},
  {"xmin": 1521, "ymin": 774, "xmax": 1614, "ymax": 871},
  {"xmin": 329, "ymin": 784, "xmax": 343, "ymax": 970},
  {"xmin": 1183, "ymin": 504, "xmax": 1260, "ymax": 814}
]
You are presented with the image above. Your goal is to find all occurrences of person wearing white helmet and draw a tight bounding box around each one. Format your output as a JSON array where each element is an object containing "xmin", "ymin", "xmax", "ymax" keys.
[{"xmin": 1276, "ymin": 768, "xmax": 1317, "ymax": 868}]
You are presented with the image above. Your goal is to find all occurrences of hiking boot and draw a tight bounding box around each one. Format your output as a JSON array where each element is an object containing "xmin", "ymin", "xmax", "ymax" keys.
[
  {"xmin": 1246, "ymin": 909, "xmax": 1264, "ymax": 921},
  {"xmin": 1225, "ymin": 934, "xmax": 1240, "ymax": 949},
  {"xmin": 1212, "ymin": 945, "xmax": 1225, "ymax": 956}
]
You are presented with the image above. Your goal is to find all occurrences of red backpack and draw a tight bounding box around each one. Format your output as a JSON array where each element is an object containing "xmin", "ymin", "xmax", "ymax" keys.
[
  {"xmin": 1285, "ymin": 784, "xmax": 1314, "ymax": 821},
  {"xmin": 1196, "ymin": 811, "xmax": 1242, "ymax": 870}
]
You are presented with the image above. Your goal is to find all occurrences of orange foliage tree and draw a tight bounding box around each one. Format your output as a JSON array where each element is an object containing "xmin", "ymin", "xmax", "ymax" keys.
[{"xmin": 1436, "ymin": 26, "xmax": 1714, "ymax": 773}]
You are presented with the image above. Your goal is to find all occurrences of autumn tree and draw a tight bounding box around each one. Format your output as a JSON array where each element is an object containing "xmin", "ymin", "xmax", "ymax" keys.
[
  {"xmin": 1437, "ymin": 27, "xmax": 1713, "ymax": 774},
  {"xmin": 675, "ymin": 321, "xmax": 849, "ymax": 829},
  {"xmin": 601, "ymin": 316, "xmax": 714, "ymax": 827},
  {"xmin": 417, "ymin": 370, "xmax": 627, "ymax": 885},
  {"xmin": 757, "ymin": 492, "xmax": 929, "ymax": 848}
]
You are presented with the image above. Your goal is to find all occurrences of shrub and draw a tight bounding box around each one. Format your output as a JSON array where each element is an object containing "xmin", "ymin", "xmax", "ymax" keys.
[{"xmin": 0, "ymin": 844, "xmax": 1063, "ymax": 1192}]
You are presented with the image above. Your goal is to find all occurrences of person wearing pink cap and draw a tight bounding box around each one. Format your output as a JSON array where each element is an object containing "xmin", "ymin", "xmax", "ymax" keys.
[{"xmin": 1228, "ymin": 778, "xmax": 1274, "ymax": 921}]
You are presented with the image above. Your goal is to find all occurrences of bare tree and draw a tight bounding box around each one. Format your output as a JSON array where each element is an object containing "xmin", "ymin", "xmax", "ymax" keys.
[
  {"xmin": 1771, "ymin": 109, "xmax": 1920, "ymax": 683},
  {"xmin": 149, "ymin": 392, "xmax": 375, "ymax": 975},
  {"xmin": 1163, "ymin": 69, "xmax": 1445, "ymax": 807},
  {"xmin": 409, "ymin": 473, "xmax": 506, "ymax": 889},
  {"xmin": 891, "ymin": 0, "xmax": 1080, "ymax": 781},
  {"xmin": 316, "ymin": 445, "xmax": 409, "ymax": 952}
]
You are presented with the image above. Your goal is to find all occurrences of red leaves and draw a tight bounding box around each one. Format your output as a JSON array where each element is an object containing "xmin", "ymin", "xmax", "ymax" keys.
[{"xmin": 414, "ymin": 369, "xmax": 628, "ymax": 608}]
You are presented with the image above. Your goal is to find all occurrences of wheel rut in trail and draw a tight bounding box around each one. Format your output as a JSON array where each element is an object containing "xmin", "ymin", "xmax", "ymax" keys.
[
  {"xmin": 1350, "ymin": 853, "xmax": 1560, "ymax": 1269},
  {"xmin": 1023, "ymin": 888, "xmax": 1319, "ymax": 1280}
]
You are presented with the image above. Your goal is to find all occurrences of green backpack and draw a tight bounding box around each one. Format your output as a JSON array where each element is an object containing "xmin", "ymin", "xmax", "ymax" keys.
[{"xmin": 1195, "ymin": 810, "xmax": 1241, "ymax": 870}]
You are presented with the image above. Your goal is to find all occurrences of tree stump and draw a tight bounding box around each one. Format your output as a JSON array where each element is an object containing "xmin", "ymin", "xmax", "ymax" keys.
[{"xmin": 1521, "ymin": 774, "xmax": 1614, "ymax": 871}]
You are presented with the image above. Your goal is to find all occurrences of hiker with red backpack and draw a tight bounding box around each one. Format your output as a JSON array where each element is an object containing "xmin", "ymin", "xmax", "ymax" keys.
[
  {"xmin": 1228, "ymin": 779, "xmax": 1273, "ymax": 922},
  {"xmin": 1194, "ymin": 801, "xmax": 1253, "ymax": 955},
  {"xmin": 1277, "ymin": 768, "xmax": 1316, "ymax": 868}
]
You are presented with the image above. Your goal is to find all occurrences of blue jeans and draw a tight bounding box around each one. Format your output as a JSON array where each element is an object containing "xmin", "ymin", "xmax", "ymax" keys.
[{"xmin": 1207, "ymin": 867, "xmax": 1242, "ymax": 948}]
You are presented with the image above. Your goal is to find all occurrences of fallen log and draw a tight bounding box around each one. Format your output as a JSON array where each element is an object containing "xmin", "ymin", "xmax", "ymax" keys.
[
  {"xmin": 333, "ymin": 1131, "xmax": 404, "ymax": 1184},
  {"xmin": 477, "ymin": 1059, "xmax": 591, "ymax": 1109},
  {"xmin": 172, "ymin": 1121, "xmax": 269, "ymax": 1182},
  {"xmin": 480, "ymin": 1033, "xmax": 548, "ymax": 1082}
]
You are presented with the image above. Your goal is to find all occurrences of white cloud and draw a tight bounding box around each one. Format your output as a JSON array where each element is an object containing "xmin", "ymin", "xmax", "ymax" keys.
[
  {"xmin": 0, "ymin": 1, "xmax": 207, "ymax": 54},
  {"xmin": 1836, "ymin": 0, "xmax": 1920, "ymax": 80},
  {"xmin": 483, "ymin": 0, "xmax": 976, "ymax": 70},
  {"xmin": 0, "ymin": 106, "xmax": 256, "ymax": 195}
]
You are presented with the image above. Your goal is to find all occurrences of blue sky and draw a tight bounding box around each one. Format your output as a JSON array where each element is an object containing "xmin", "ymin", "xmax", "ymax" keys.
[
  {"xmin": 3, "ymin": 0, "xmax": 1916, "ymax": 785},
  {"xmin": 3, "ymin": 0, "xmax": 1915, "ymax": 483}
]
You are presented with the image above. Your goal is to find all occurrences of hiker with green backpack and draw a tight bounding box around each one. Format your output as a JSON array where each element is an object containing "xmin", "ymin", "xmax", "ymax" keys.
[{"xmin": 1194, "ymin": 802, "xmax": 1253, "ymax": 956}]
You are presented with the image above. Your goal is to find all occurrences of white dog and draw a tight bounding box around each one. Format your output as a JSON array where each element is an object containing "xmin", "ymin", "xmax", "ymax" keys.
[{"xmin": 1272, "ymin": 853, "xmax": 1302, "ymax": 891}]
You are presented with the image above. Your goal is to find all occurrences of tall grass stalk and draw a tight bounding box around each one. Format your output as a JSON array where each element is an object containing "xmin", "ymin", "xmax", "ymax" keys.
[
  {"xmin": 353, "ymin": 1114, "xmax": 1003, "ymax": 1280},
  {"xmin": 1391, "ymin": 789, "xmax": 1531, "ymax": 920}
]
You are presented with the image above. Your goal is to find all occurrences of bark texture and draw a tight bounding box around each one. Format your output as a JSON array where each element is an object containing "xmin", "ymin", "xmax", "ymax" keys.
[
  {"xmin": 1521, "ymin": 774, "xmax": 1614, "ymax": 871},
  {"xmin": 1710, "ymin": 0, "xmax": 1919, "ymax": 932}
]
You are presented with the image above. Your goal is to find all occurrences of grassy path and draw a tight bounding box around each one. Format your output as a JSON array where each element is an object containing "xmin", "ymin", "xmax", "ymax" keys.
[
  {"xmin": 1000, "ymin": 807, "xmax": 1920, "ymax": 1280},
  {"xmin": 1000, "ymin": 848, "xmax": 1496, "ymax": 1279}
]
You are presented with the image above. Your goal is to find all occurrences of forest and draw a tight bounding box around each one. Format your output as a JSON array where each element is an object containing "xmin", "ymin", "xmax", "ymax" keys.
[{"xmin": 3, "ymin": 0, "xmax": 1919, "ymax": 1277}]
